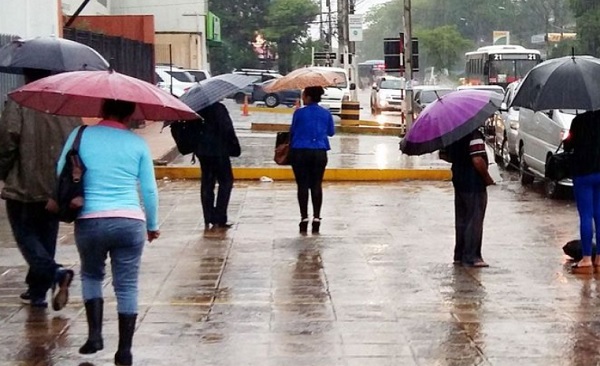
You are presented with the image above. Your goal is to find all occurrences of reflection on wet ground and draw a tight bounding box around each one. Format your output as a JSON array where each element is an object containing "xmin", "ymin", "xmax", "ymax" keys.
[{"xmin": 0, "ymin": 180, "xmax": 597, "ymax": 365}]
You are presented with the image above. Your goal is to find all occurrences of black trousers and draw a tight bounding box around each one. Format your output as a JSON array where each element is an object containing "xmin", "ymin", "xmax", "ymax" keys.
[
  {"xmin": 291, "ymin": 149, "xmax": 328, "ymax": 219},
  {"xmin": 198, "ymin": 156, "xmax": 233, "ymax": 226},
  {"xmin": 5, "ymin": 200, "xmax": 60, "ymax": 300},
  {"xmin": 453, "ymin": 189, "xmax": 488, "ymax": 264}
]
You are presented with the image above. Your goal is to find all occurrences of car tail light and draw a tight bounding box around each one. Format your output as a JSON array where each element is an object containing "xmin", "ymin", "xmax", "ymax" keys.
[{"xmin": 560, "ymin": 129, "xmax": 569, "ymax": 141}]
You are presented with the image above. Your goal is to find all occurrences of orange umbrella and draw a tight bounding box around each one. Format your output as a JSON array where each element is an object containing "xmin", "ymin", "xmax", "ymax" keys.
[{"xmin": 263, "ymin": 67, "xmax": 343, "ymax": 93}]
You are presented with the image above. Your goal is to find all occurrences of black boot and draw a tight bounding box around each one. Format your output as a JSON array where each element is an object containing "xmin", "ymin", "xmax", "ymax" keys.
[
  {"xmin": 79, "ymin": 298, "xmax": 104, "ymax": 354},
  {"xmin": 114, "ymin": 313, "xmax": 137, "ymax": 366}
]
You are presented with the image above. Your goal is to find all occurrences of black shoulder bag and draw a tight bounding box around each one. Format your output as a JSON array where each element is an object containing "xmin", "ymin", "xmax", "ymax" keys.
[
  {"xmin": 545, "ymin": 141, "xmax": 572, "ymax": 181},
  {"xmin": 56, "ymin": 125, "xmax": 88, "ymax": 223}
]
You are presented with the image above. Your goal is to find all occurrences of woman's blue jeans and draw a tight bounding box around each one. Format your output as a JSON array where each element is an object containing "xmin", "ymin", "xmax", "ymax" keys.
[
  {"xmin": 75, "ymin": 218, "xmax": 145, "ymax": 314},
  {"xmin": 573, "ymin": 173, "xmax": 600, "ymax": 257}
]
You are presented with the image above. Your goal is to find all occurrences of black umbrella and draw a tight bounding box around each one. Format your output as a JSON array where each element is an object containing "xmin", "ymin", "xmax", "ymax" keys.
[
  {"xmin": 0, "ymin": 36, "xmax": 109, "ymax": 74},
  {"xmin": 179, "ymin": 73, "xmax": 258, "ymax": 112},
  {"xmin": 511, "ymin": 55, "xmax": 600, "ymax": 112}
]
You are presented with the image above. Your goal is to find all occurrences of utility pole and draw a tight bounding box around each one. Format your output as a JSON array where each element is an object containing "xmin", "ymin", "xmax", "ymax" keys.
[
  {"xmin": 336, "ymin": 0, "xmax": 344, "ymax": 68},
  {"xmin": 403, "ymin": 0, "xmax": 414, "ymax": 131},
  {"xmin": 327, "ymin": 0, "xmax": 333, "ymax": 50},
  {"xmin": 349, "ymin": 0, "xmax": 358, "ymax": 101},
  {"xmin": 320, "ymin": 0, "xmax": 324, "ymax": 42}
]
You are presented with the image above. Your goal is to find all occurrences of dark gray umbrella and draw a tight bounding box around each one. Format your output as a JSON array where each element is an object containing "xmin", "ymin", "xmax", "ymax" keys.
[
  {"xmin": 179, "ymin": 73, "xmax": 258, "ymax": 112},
  {"xmin": 511, "ymin": 55, "xmax": 600, "ymax": 112},
  {"xmin": 0, "ymin": 36, "xmax": 109, "ymax": 74}
]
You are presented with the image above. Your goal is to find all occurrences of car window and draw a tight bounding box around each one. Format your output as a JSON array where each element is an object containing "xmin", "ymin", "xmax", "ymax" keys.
[
  {"xmin": 155, "ymin": 72, "xmax": 164, "ymax": 83},
  {"xmin": 380, "ymin": 79, "xmax": 402, "ymax": 90},
  {"xmin": 189, "ymin": 71, "xmax": 206, "ymax": 81},
  {"xmin": 333, "ymin": 71, "xmax": 348, "ymax": 88},
  {"xmin": 166, "ymin": 71, "xmax": 194, "ymax": 82},
  {"xmin": 419, "ymin": 89, "xmax": 452, "ymax": 103}
]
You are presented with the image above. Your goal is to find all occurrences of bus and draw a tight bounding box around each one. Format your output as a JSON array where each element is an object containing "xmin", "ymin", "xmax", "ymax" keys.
[
  {"xmin": 358, "ymin": 60, "xmax": 385, "ymax": 89},
  {"xmin": 465, "ymin": 45, "xmax": 542, "ymax": 89}
]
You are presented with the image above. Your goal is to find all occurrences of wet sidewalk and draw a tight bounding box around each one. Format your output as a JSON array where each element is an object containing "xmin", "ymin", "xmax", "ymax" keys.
[{"xmin": 0, "ymin": 178, "xmax": 596, "ymax": 365}]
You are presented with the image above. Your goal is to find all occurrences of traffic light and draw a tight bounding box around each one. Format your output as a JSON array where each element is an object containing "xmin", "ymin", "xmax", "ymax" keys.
[{"xmin": 383, "ymin": 34, "xmax": 404, "ymax": 72}]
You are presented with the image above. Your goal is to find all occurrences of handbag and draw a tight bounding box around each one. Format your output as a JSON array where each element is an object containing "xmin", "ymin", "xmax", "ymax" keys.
[
  {"xmin": 274, "ymin": 131, "xmax": 291, "ymax": 165},
  {"xmin": 56, "ymin": 125, "xmax": 88, "ymax": 223},
  {"xmin": 545, "ymin": 142, "xmax": 572, "ymax": 181}
]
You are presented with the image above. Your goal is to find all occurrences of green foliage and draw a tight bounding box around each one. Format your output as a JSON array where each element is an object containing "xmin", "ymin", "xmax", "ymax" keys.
[
  {"xmin": 569, "ymin": 0, "xmax": 600, "ymax": 56},
  {"xmin": 208, "ymin": 0, "xmax": 271, "ymax": 74},
  {"xmin": 415, "ymin": 25, "xmax": 473, "ymax": 72},
  {"xmin": 358, "ymin": 1, "xmax": 404, "ymax": 60},
  {"xmin": 264, "ymin": 0, "xmax": 320, "ymax": 73},
  {"xmin": 548, "ymin": 39, "xmax": 578, "ymax": 58}
]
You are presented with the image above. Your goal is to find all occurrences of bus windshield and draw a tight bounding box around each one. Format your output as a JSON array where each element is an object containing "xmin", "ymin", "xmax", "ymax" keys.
[{"xmin": 489, "ymin": 59, "xmax": 539, "ymax": 83}]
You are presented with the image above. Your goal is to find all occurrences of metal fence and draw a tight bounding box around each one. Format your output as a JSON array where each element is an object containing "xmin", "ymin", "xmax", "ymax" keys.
[
  {"xmin": 0, "ymin": 34, "xmax": 24, "ymax": 114},
  {"xmin": 63, "ymin": 28, "xmax": 154, "ymax": 83}
]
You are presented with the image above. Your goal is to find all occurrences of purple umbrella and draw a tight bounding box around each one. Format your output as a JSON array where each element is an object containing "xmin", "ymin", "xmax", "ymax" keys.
[{"xmin": 399, "ymin": 89, "xmax": 502, "ymax": 155}]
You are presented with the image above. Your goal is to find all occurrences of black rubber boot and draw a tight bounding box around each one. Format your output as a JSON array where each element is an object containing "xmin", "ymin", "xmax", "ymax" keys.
[
  {"xmin": 79, "ymin": 298, "xmax": 104, "ymax": 354},
  {"xmin": 114, "ymin": 313, "xmax": 137, "ymax": 366}
]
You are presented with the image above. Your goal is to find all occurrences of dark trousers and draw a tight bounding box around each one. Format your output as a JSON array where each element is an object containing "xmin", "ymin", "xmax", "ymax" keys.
[
  {"xmin": 291, "ymin": 149, "xmax": 328, "ymax": 219},
  {"xmin": 5, "ymin": 199, "xmax": 59, "ymax": 300},
  {"xmin": 453, "ymin": 189, "xmax": 488, "ymax": 264},
  {"xmin": 199, "ymin": 156, "xmax": 234, "ymax": 225}
]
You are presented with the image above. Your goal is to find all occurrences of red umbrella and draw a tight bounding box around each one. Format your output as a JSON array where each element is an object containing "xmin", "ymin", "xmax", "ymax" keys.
[{"xmin": 8, "ymin": 70, "xmax": 198, "ymax": 121}]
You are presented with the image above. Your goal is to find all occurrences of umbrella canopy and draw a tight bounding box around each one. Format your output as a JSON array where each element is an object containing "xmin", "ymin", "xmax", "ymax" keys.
[
  {"xmin": 264, "ymin": 67, "xmax": 343, "ymax": 92},
  {"xmin": 399, "ymin": 89, "xmax": 502, "ymax": 156},
  {"xmin": 510, "ymin": 55, "xmax": 600, "ymax": 112},
  {"xmin": 0, "ymin": 36, "xmax": 109, "ymax": 74},
  {"xmin": 9, "ymin": 70, "xmax": 198, "ymax": 121},
  {"xmin": 180, "ymin": 73, "xmax": 258, "ymax": 112}
]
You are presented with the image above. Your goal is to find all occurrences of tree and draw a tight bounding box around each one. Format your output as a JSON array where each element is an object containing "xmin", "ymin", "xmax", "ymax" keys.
[
  {"xmin": 208, "ymin": 0, "xmax": 271, "ymax": 74},
  {"xmin": 416, "ymin": 25, "xmax": 472, "ymax": 72},
  {"xmin": 264, "ymin": 0, "xmax": 320, "ymax": 73},
  {"xmin": 569, "ymin": 0, "xmax": 600, "ymax": 56}
]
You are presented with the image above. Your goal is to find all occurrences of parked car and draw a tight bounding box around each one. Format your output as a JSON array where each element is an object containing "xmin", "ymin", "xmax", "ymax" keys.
[
  {"xmin": 413, "ymin": 86, "xmax": 454, "ymax": 110},
  {"xmin": 184, "ymin": 69, "xmax": 211, "ymax": 82},
  {"xmin": 307, "ymin": 66, "xmax": 352, "ymax": 115},
  {"xmin": 229, "ymin": 69, "xmax": 281, "ymax": 104},
  {"xmin": 155, "ymin": 65, "xmax": 196, "ymax": 98},
  {"xmin": 252, "ymin": 79, "xmax": 301, "ymax": 108},
  {"xmin": 518, "ymin": 108, "xmax": 581, "ymax": 198},
  {"xmin": 492, "ymin": 81, "xmax": 521, "ymax": 169},
  {"xmin": 370, "ymin": 76, "xmax": 405, "ymax": 115}
]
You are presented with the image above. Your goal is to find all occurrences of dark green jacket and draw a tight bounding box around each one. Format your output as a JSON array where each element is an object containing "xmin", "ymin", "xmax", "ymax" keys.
[{"xmin": 0, "ymin": 100, "xmax": 82, "ymax": 202}]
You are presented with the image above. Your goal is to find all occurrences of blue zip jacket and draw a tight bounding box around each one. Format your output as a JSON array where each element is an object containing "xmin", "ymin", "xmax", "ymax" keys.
[{"xmin": 290, "ymin": 103, "xmax": 335, "ymax": 150}]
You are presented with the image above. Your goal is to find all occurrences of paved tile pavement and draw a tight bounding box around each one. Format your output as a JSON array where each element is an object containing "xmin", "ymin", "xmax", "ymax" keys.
[{"xmin": 0, "ymin": 178, "xmax": 598, "ymax": 365}]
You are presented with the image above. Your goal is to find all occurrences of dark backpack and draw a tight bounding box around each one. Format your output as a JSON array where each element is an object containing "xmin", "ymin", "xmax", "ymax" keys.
[{"xmin": 169, "ymin": 119, "xmax": 204, "ymax": 155}]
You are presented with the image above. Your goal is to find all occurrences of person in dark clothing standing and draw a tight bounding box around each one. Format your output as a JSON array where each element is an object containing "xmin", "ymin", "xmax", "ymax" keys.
[
  {"xmin": 445, "ymin": 127, "xmax": 495, "ymax": 267},
  {"xmin": 564, "ymin": 111, "xmax": 600, "ymax": 274},
  {"xmin": 289, "ymin": 86, "xmax": 335, "ymax": 234},
  {"xmin": 195, "ymin": 101, "xmax": 241, "ymax": 229}
]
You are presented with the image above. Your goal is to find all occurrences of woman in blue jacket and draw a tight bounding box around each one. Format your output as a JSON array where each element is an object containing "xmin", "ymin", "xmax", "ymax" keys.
[
  {"xmin": 289, "ymin": 86, "xmax": 335, "ymax": 233},
  {"xmin": 57, "ymin": 100, "xmax": 159, "ymax": 365}
]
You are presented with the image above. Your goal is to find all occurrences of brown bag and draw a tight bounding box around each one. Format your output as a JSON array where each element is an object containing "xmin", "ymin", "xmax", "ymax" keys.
[{"xmin": 274, "ymin": 131, "xmax": 291, "ymax": 165}]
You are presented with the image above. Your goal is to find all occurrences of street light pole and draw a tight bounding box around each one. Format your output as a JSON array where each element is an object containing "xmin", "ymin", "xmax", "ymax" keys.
[{"xmin": 403, "ymin": 0, "xmax": 414, "ymax": 131}]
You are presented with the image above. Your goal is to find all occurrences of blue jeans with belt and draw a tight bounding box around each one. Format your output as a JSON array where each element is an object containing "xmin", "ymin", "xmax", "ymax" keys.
[
  {"xmin": 75, "ymin": 218, "xmax": 145, "ymax": 314},
  {"xmin": 573, "ymin": 173, "xmax": 600, "ymax": 257}
]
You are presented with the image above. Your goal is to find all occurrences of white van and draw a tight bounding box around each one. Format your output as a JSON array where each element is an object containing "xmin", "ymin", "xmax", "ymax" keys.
[
  {"xmin": 307, "ymin": 66, "xmax": 351, "ymax": 115},
  {"xmin": 518, "ymin": 108, "xmax": 580, "ymax": 198}
]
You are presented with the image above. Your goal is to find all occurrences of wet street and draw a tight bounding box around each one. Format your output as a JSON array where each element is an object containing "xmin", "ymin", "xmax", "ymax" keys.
[{"xmin": 0, "ymin": 177, "xmax": 597, "ymax": 365}]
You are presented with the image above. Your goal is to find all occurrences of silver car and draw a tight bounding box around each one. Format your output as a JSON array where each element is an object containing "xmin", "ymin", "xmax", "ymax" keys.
[{"xmin": 492, "ymin": 81, "xmax": 521, "ymax": 169}]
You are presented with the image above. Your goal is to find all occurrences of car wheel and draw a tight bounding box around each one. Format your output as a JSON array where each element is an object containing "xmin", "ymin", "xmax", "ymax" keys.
[
  {"xmin": 500, "ymin": 138, "xmax": 514, "ymax": 170},
  {"xmin": 264, "ymin": 94, "xmax": 280, "ymax": 108},
  {"xmin": 234, "ymin": 93, "xmax": 246, "ymax": 104},
  {"xmin": 519, "ymin": 147, "xmax": 534, "ymax": 186}
]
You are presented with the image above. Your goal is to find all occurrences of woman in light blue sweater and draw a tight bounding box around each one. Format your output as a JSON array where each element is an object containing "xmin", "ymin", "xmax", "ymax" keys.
[{"xmin": 57, "ymin": 99, "xmax": 159, "ymax": 366}]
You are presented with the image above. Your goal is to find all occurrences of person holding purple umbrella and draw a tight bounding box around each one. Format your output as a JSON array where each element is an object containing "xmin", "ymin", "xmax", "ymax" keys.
[{"xmin": 443, "ymin": 127, "xmax": 495, "ymax": 267}]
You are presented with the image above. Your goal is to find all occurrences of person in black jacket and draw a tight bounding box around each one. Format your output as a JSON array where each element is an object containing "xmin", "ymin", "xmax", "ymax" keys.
[
  {"xmin": 564, "ymin": 110, "xmax": 600, "ymax": 274},
  {"xmin": 195, "ymin": 102, "xmax": 241, "ymax": 229}
]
